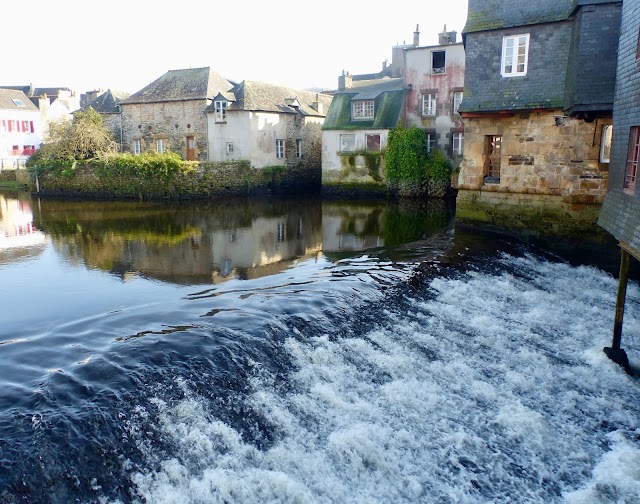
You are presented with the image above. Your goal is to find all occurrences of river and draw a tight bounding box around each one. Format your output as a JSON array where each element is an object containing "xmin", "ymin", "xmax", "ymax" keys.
[{"xmin": 0, "ymin": 191, "xmax": 639, "ymax": 503}]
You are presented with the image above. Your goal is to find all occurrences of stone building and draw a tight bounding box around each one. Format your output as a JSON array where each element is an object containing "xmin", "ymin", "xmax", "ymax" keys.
[
  {"xmin": 206, "ymin": 80, "xmax": 332, "ymax": 169},
  {"xmin": 457, "ymin": 0, "xmax": 622, "ymax": 204},
  {"xmin": 80, "ymin": 90, "xmax": 130, "ymax": 144},
  {"xmin": 120, "ymin": 67, "xmax": 232, "ymax": 161},
  {"xmin": 597, "ymin": 0, "xmax": 640, "ymax": 371}
]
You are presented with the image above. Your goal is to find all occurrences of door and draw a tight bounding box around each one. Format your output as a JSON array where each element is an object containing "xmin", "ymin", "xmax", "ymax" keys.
[{"xmin": 186, "ymin": 135, "xmax": 196, "ymax": 161}]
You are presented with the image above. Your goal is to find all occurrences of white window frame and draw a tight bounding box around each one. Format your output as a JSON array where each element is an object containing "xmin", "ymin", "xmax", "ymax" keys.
[
  {"xmin": 226, "ymin": 142, "xmax": 234, "ymax": 154},
  {"xmin": 426, "ymin": 132, "xmax": 436, "ymax": 153},
  {"xmin": 352, "ymin": 100, "xmax": 374, "ymax": 120},
  {"xmin": 133, "ymin": 139, "xmax": 141, "ymax": 155},
  {"xmin": 340, "ymin": 134, "xmax": 356, "ymax": 152},
  {"xmin": 422, "ymin": 94, "xmax": 437, "ymax": 116},
  {"xmin": 214, "ymin": 100, "xmax": 227, "ymax": 122},
  {"xmin": 501, "ymin": 34, "xmax": 530, "ymax": 77},
  {"xmin": 296, "ymin": 139, "xmax": 302, "ymax": 158},
  {"xmin": 276, "ymin": 139, "xmax": 285, "ymax": 159},
  {"xmin": 599, "ymin": 124, "xmax": 612, "ymax": 163},
  {"xmin": 453, "ymin": 91, "xmax": 463, "ymax": 114},
  {"xmin": 452, "ymin": 132, "xmax": 464, "ymax": 156},
  {"xmin": 156, "ymin": 138, "xmax": 164, "ymax": 153}
]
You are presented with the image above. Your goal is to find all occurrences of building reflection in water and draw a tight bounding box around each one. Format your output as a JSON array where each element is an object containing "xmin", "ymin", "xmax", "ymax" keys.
[
  {"xmin": 24, "ymin": 197, "xmax": 454, "ymax": 285},
  {"xmin": 0, "ymin": 194, "xmax": 48, "ymax": 262}
]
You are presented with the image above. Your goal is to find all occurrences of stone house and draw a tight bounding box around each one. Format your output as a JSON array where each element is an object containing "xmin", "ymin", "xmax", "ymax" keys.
[
  {"xmin": 206, "ymin": 80, "xmax": 332, "ymax": 169},
  {"xmin": 457, "ymin": 0, "xmax": 622, "ymax": 204},
  {"xmin": 0, "ymin": 89, "xmax": 42, "ymax": 169},
  {"xmin": 322, "ymin": 26, "xmax": 464, "ymax": 189},
  {"xmin": 81, "ymin": 90, "xmax": 130, "ymax": 144},
  {"xmin": 597, "ymin": 0, "xmax": 640, "ymax": 371},
  {"xmin": 119, "ymin": 67, "xmax": 232, "ymax": 161}
]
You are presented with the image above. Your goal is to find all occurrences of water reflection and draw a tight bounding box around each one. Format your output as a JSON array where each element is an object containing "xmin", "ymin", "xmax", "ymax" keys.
[
  {"xmin": 0, "ymin": 193, "xmax": 48, "ymax": 264},
  {"xmin": 24, "ymin": 196, "xmax": 455, "ymax": 285}
]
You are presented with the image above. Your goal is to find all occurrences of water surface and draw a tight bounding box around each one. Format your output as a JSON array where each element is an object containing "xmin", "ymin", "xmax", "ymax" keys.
[{"xmin": 0, "ymin": 192, "xmax": 638, "ymax": 503}]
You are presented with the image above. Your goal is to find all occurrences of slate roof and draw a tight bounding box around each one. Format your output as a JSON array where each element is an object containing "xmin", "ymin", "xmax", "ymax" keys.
[
  {"xmin": 122, "ymin": 67, "xmax": 232, "ymax": 104},
  {"xmin": 0, "ymin": 89, "xmax": 39, "ymax": 111},
  {"xmin": 322, "ymin": 78, "xmax": 405, "ymax": 130},
  {"xmin": 463, "ymin": 0, "xmax": 575, "ymax": 33},
  {"xmin": 84, "ymin": 90, "xmax": 131, "ymax": 114},
  {"xmin": 0, "ymin": 85, "xmax": 72, "ymax": 98},
  {"xmin": 216, "ymin": 81, "xmax": 333, "ymax": 117}
]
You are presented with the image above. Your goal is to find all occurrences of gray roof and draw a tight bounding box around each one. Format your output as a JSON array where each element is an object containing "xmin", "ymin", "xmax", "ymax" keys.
[
  {"xmin": 0, "ymin": 89, "xmax": 39, "ymax": 111},
  {"xmin": 122, "ymin": 67, "xmax": 232, "ymax": 104},
  {"xmin": 322, "ymin": 78, "xmax": 405, "ymax": 130},
  {"xmin": 463, "ymin": 0, "xmax": 575, "ymax": 33},
  {"xmin": 84, "ymin": 90, "xmax": 130, "ymax": 114},
  {"xmin": 218, "ymin": 80, "xmax": 333, "ymax": 117}
]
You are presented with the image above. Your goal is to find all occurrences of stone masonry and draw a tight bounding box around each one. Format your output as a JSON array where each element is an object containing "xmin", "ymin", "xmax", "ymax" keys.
[{"xmin": 457, "ymin": 110, "xmax": 611, "ymax": 204}]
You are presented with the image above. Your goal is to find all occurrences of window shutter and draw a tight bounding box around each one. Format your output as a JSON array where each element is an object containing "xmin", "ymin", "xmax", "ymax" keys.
[
  {"xmin": 8, "ymin": 121, "xmax": 12, "ymax": 132},
  {"xmin": 30, "ymin": 121, "xmax": 34, "ymax": 133}
]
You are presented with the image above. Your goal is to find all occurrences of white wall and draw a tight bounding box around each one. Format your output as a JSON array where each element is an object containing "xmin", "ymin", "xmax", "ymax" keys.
[
  {"xmin": 0, "ymin": 109, "xmax": 42, "ymax": 166},
  {"xmin": 322, "ymin": 129, "xmax": 389, "ymax": 182}
]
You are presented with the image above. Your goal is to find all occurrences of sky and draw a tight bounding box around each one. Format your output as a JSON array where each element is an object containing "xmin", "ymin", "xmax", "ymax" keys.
[{"xmin": 1, "ymin": 0, "xmax": 468, "ymax": 95}]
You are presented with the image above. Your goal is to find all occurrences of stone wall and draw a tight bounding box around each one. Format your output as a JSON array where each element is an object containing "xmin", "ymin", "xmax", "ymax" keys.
[
  {"xmin": 457, "ymin": 110, "xmax": 610, "ymax": 203},
  {"xmin": 120, "ymin": 100, "xmax": 208, "ymax": 161},
  {"xmin": 31, "ymin": 160, "xmax": 321, "ymax": 200}
]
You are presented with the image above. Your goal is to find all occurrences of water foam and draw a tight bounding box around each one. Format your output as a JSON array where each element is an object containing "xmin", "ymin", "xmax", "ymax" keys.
[{"xmin": 127, "ymin": 253, "xmax": 640, "ymax": 503}]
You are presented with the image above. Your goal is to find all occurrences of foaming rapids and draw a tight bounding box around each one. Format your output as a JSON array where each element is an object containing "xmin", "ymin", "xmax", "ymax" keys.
[{"xmin": 125, "ymin": 252, "xmax": 640, "ymax": 504}]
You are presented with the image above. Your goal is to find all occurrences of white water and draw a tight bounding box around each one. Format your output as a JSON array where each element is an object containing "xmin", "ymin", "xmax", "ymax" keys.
[{"xmin": 124, "ymin": 253, "xmax": 640, "ymax": 504}]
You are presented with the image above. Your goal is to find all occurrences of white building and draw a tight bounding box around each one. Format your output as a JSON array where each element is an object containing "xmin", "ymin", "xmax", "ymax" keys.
[
  {"xmin": 206, "ymin": 81, "xmax": 332, "ymax": 168},
  {"xmin": 0, "ymin": 89, "xmax": 41, "ymax": 169}
]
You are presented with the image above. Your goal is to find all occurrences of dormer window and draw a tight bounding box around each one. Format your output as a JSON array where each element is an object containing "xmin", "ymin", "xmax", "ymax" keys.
[
  {"xmin": 432, "ymin": 51, "xmax": 446, "ymax": 74},
  {"xmin": 214, "ymin": 100, "xmax": 227, "ymax": 122},
  {"xmin": 352, "ymin": 100, "xmax": 374, "ymax": 120}
]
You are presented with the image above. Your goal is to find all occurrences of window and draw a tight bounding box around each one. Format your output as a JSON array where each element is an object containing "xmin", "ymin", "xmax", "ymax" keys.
[
  {"xmin": 484, "ymin": 135, "xmax": 502, "ymax": 182},
  {"xmin": 226, "ymin": 142, "xmax": 234, "ymax": 153},
  {"xmin": 366, "ymin": 134, "xmax": 381, "ymax": 152},
  {"xmin": 133, "ymin": 139, "xmax": 141, "ymax": 155},
  {"xmin": 214, "ymin": 100, "xmax": 227, "ymax": 122},
  {"xmin": 426, "ymin": 132, "xmax": 437, "ymax": 153},
  {"xmin": 296, "ymin": 139, "xmax": 302, "ymax": 158},
  {"xmin": 276, "ymin": 139, "xmax": 285, "ymax": 159},
  {"xmin": 11, "ymin": 98, "xmax": 25, "ymax": 107},
  {"xmin": 453, "ymin": 91, "xmax": 463, "ymax": 114},
  {"xmin": 11, "ymin": 145, "xmax": 19, "ymax": 155},
  {"xmin": 156, "ymin": 138, "xmax": 165, "ymax": 153},
  {"xmin": 502, "ymin": 34, "xmax": 530, "ymax": 77},
  {"xmin": 340, "ymin": 134, "xmax": 356, "ymax": 152},
  {"xmin": 600, "ymin": 125, "xmax": 612, "ymax": 163},
  {"xmin": 422, "ymin": 94, "xmax": 437, "ymax": 116},
  {"xmin": 432, "ymin": 51, "xmax": 446, "ymax": 74},
  {"xmin": 625, "ymin": 126, "xmax": 640, "ymax": 193},
  {"xmin": 352, "ymin": 100, "xmax": 374, "ymax": 119},
  {"xmin": 452, "ymin": 132, "xmax": 464, "ymax": 156}
]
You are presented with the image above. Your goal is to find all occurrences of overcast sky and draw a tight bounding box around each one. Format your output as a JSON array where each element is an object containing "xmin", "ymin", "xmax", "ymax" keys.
[{"xmin": 2, "ymin": 0, "xmax": 468, "ymax": 95}]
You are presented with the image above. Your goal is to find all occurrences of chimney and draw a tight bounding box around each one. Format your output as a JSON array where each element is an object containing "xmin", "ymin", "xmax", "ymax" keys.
[
  {"xmin": 413, "ymin": 24, "xmax": 420, "ymax": 47},
  {"xmin": 382, "ymin": 59, "xmax": 388, "ymax": 71},
  {"xmin": 438, "ymin": 24, "xmax": 458, "ymax": 45},
  {"xmin": 312, "ymin": 93, "xmax": 324, "ymax": 114},
  {"xmin": 338, "ymin": 70, "xmax": 353, "ymax": 91}
]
